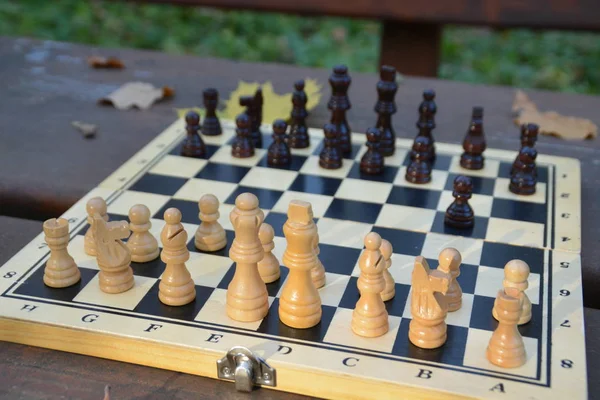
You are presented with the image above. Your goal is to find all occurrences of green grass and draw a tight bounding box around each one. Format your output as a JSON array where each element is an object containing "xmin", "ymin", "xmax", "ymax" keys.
[{"xmin": 1, "ymin": 1, "xmax": 599, "ymax": 94}]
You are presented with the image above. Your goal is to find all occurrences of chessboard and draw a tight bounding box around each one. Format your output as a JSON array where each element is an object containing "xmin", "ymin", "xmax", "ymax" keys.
[{"xmin": 0, "ymin": 117, "xmax": 585, "ymax": 400}]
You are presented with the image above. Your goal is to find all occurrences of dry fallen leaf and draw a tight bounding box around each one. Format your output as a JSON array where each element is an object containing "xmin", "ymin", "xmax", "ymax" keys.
[
  {"xmin": 99, "ymin": 82, "xmax": 174, "ymax": 110},
  {"xmin": 512, "ymin": 89, "xmax": 597, "ymax": 140},
  {"xmin": 88, "ymin": 56, "xmax": 125, "ymax": 69},
  {"xmin": 103, "ymin": 385, "xmax": 111, "ymax": 400},
  {"xmin": 71, "ymin": 121, "xmax": 97, "ymax": 139}
]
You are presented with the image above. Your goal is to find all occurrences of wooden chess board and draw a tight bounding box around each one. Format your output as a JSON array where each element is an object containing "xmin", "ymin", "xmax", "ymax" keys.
[{"xmin": 0, "ymin": 117, "xmax": 585, "ymax": 399}]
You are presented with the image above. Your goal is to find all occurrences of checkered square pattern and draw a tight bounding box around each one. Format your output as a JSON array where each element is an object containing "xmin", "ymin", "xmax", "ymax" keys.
[{"xmin": 14, "ymin": 123, "xmax": 562, "ymax": 382}]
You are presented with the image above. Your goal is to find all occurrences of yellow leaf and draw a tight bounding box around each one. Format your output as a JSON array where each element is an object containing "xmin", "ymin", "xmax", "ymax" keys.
[{"xmin": 304, "ymin": 78, "xmax": 323, "ymax": 111}]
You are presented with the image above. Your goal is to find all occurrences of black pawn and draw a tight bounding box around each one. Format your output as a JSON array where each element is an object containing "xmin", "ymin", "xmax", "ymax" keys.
[
  {"xmin": 405, "ymin": 136, "xmax": 432, "ymax": 184},
  {"xmin": 360, "ymin": 127, "xmax": 384, "ymax": 174},
  {"xmin": 511, "ymin": 123, "xmax": 539, "ymax": 177},
  {"xmin": 327, "ymin": 65, "xmax": 352, "ymax": 154},
  {"xmin": 231, "ymin": 113, "xmax": 254, "ymax": 158},
  {"xmin": 267, "ymin": 119, "xmax": 291, "ymax": 167},
  {"xmin": 201, "ymin": 88, "xmax": 222, "ymax": 136},
  {"xmin": 319, "ymin": 123, "xmax": 342, "ymax": 169},
  {"xmin": 416, "ymin": 89, "xmax": 437, "ymax": 161},
  {"xmin": 181, "ymin": 111, "xmax": 205, "ymax": 158},
  {"xmin": 445, "ymin": 175, "xmax": 474, "ymax": 229},
  {"xmin": 509, "ymin": 146, "xmax": 537, "ymax": 195},
  {"xmin": 375, "ymin": 65, "xmax": 397, "ymax": 157},
  {"xmin": 460, "ymin": 107, "xmax": 486, "ymax": 170},
  {"xmin": 289, "ymin": 80, "xmax": 310, "ymax": 149}
]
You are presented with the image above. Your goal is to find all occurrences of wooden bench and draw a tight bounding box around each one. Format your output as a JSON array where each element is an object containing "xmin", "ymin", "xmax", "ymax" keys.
[{"xmin": 130, "ymin": 0, "xmax": 600, "ymax": 77}]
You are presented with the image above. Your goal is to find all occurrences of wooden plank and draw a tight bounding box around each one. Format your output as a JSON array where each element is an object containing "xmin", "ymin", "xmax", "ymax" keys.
[{"xmin": 123, "ymin": 0, "xmax": 600, "ymax": 30}]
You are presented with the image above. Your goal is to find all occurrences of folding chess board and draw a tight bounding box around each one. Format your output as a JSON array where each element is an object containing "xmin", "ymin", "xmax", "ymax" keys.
[{"xmin": 0, "ymin": 117, "xmax": 585, "ymax": 399}]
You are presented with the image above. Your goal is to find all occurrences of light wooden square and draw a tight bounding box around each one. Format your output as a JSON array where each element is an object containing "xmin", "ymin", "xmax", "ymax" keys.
[
  {"xmin": 272, "ymin": 191, "xmax": 334, "ymax": 219},
  {"xmin": 334, "ymin": 178, "xmax": 393, "ymax": 204},
  {"xmin": 323, "ymin": 308, "xmax": 401, "ymax": 353},
  {"xmin": 316, "ymin": 218, "xmax": 374, "ymax": 249},
  {"xmin": 463, "ymin": 328, "xmax": 539, "ymax": 378},
  {"xmin": 421, "ymin": 232, "xmax": 484, "ymax": 266},
  {"xmin": 354, "ymin": 148, "xmax": 408, "ymax": 168},
  {"xmin": 186, "ymin": 253, "xmax": 232, "ymax": 288},
  {"xmin": 485, "ymin": 218, "xmax": 545, "ymax": 248},
  {"xmin": 436, "ymin": 190, "xmax": 494, "ymax": 217},
  {"xmin": 240, "ymin": 167, "xmax": 299, "ymax": 191},
  {"xmin": 73, "ymin": 274, "xmax": 157, "ymax": 310},
  {"xmin": 394, "ymin": 167, "xmax": 449, "ymax": 191},
  {"xmin": 149, "ymin": 155, "xmax": 207, "ymax": 178},
  {"xmin": 474, "ymin": 265, "xmax": 541, "ymax": 304},
  {"xmin": 107, "ymin": 190, "xmax": 171, "ymax": 217},
  {"xmin": 317, "ymin": 273, "xmax": 351, "ymax": 307},
  {"xmin": 375, "ymin": 204, "xmax": 437, "ymax": 232},
  {"xmin": 68, "ymin": 235, "xmax": 100, "ymax": 270},
  {"xmin": 173, "ymin": 178, "xmax": 238, "ymax": 204},
  {"xmin": 299, "ymin": 156, "xmax": 353, "ymax": 179},
  {"xmin": 449, "ymin": 156, "xmax": 501, "ymax": 179},
  {"xmin": 210, "ymin": 145, "xmax": 266, "ymax": 167}
]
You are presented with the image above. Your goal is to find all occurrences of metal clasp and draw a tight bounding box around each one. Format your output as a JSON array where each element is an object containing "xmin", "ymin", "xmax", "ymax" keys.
[{"xmin": 216, "ymin": 346, "xmax": 276, "ymax": 392}]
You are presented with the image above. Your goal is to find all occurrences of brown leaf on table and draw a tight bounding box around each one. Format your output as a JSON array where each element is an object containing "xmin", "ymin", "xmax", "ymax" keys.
[
  {"xmin": 71, "ymin": 121, "xmax": 97, "ymax": 139},
  {"xmin": 512, "ymin": 89, "xmax": 598, "ymax": 140},
  {"xmin": 88, "ymin": 56, "xmax": 125, "ymax": 69},
  {"xmin": 99, "ymin": 82, "xmax": 175, "ymax": 110}
]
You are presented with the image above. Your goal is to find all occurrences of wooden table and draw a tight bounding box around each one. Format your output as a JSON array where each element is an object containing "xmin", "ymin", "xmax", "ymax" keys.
[
  {"xmin": 1, "ymin": 36, "xmax": 600, "ymax": 307},
  {"xmin": 0, "ymin": 215, "xmax": 598, "ymax": 399}
]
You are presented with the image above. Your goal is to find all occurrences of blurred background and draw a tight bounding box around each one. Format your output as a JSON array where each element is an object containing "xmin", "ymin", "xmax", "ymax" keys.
[{"xmin": 1, "ymin": 0, "xmax": 599, "ymax": 94}]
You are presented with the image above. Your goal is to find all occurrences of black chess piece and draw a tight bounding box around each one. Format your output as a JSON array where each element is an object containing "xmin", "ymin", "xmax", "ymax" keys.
[
  {"xmin": 460, "ymin": 107, "xmax": 486, "ymax": 170},
  {"xmin": 509, "ymin": 146, "xmax": 537, "ymax": 195},
  {"xmin": 231, "ymin": 113, "xmax": 254, "ymax": 158},
  {"xmin": 360, "ymin": 127, "xmax": 384, "ymax": 174},
  {"xmin": 445, "ymin": 175, "xmax": 475, "ymax": 229},
  {"xmin": 239, "ymin": 90, "xmax": 263, "ymax": 148},
  {"xmin": 405, "ymin": 136, "xmax": 432, "ymax": 184},
  {"xmin": 416, "ymin": 89, "xmax": 437, "ymax": 161},
  {"xmin": 201, "ymin": 88, "xmax": 222, "ymax": 136},
  {"xmin": 511, "ymin": 123, "xmax": 539, "ymax": 177},
  {"xmin": 375, "ymin": 65, "xmax": 397, "ymax": 157},
  {"xmin": 289, "ymin": 80, "xmax": 310, "ymax": 149},
  {"xmin": 319, "ymin": 123, "xmax": 342, "ymax": 169},
  {"xmin": 267, "ymin": 119, "xmax": 291, "ymax": 167},
  {"xmin": 181, "ymin": 111, "xmax": 206, "ymax": 158},
  {"xmin": 328, "ymin": 65, "xmax": 352, "ymax": 154}
]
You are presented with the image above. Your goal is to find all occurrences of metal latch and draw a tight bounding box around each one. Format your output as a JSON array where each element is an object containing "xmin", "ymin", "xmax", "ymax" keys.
[{"xmin": 216, "ymin": 346, "xmax": 276, "ymax": 392}]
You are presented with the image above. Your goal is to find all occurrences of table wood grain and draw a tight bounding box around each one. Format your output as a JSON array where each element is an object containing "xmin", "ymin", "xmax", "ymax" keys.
[{"xmin": 1, "ymin": 37, "xmax": 599, "ymax": 308}]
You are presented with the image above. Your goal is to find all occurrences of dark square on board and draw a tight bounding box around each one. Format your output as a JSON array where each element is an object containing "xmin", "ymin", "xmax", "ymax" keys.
[
  {"xmin": 392, "ymin": 319, "xmax": 469, "ymax": 367},
  {"xmin": 288, "ymin": 174, "xmax": 342, "ymax": 197},
  {"xmin": 371, "ymin": 226, "xmax": 426, "ymax": 257},
  {"xmin": 257, "ymin": 154, "xmax": 308, "ymax": 172},
  {"xmin": 195, "ymin": 162, "xmax": 250, "ymax": 183},
  {"xmin": 444, "ymin": 174, "xmax": 495, "ymax": 196},
  {"xmin": 491, "ymin": 198, "xmax": 547, "ymax": 225},
  {"xmin": 154, "ymin": 199, "xmax": 199, "ymax": 224},
  {"xmin": 131, "ymin": 257, "xmax": 166, "ymax": 279},
  {"xmin": 324, "ymin": 198, "xmax": 382, "ymax": 224},
  {"xmin": 430, "ymin": 212, "xmax": 489, "ymax": 240},
  {"xmin": 469, "ymin": 295, "xmax": 542, "ymax": 339},
  {"xmin": 498, "ymin": 161, "xmax": 548, "ymax": 184},
  {"xmin": 257, "ymin": 298, "xmax": 336, "ymax": 343},
  {"xmin": 133, "ymin": 280, "xmax": 213, "ymax": 322},
  {"xmin": 225, "ymin": 186, "xmax": 283, "ymax": 210},
  {"xmin": 318, "ymin": 244, "xmax": 362, "ymax": 275},
  {"xmin": 347, "ymin": 163, "xmax": 399, "ymax": 184},
  {"xmin": 480, "ymin": 242, "xmax": 544, "ymax": 274},
  {"xmin": 129, "ymin": 174, "xmax": 188, "ymax": 197},
  {"xmin": 14, "ymin": 266, "xmax": 98, "ymax": 303},
  {"xmin": 387, "ymin": 186, "xmax": 441, "ymax": 210}
]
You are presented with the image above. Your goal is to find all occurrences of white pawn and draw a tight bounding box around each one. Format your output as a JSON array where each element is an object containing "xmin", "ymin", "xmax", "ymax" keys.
[
  {"xmin": 352, "ymin": 232, "xmax": 389, "ymax": 338},
  {"xmin": 84, "ymin": 197, "xmax": 108, "ymax": 256},
  {"xmin": 127, "ymin": 204, "xmax": 159, "ymax": 263},
  {"xmin": 380, "ymin": 239, "xmax": 395, "ymax": 301},
  {"xmin": 437, "ymin": 248, "xmax": 462, "ymax": 312},
  {"xmin": 195, "ymin": 194, "xmax": 227, "ymax": 252},
  {"xmin": 493, "ymin": 260, "xmax": 532, "ymax": 325},
  {"xmin": 258, "ymin": 223, "xmax": 280, "ymax": 283}
]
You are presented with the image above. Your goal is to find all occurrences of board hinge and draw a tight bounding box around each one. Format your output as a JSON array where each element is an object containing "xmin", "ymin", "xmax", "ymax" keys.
[{"xmin": 216, "ymin": 346, "xmax": 276, "ymax": 392}]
